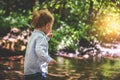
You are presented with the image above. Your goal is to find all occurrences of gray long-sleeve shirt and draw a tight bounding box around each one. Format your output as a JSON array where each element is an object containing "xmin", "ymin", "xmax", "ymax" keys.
[{"xmin": 24, "ymin": 29, "xmax": 53, "ymax": 75}]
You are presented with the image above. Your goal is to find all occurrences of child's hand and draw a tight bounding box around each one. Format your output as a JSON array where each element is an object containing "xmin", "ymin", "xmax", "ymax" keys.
[
  {"xmin": 47, "ymin": 33, "xmax": 54, "ymax": 38},
  {"xmin": 49, "ymin": 60, "xmax": 57, "ymax": 65}
]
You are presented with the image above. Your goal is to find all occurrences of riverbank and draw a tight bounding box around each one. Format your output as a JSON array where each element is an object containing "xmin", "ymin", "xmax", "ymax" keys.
[{"xmin": 56, "ymin": 43, "xmax": 120, "ymax": 60}]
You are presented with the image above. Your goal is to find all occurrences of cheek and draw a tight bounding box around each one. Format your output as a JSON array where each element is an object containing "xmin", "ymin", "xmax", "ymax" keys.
[
  {"xmin": 50, "ymin": 26, "xmax": 52, "ymax": 30},
  {"xmin": 50, "ymin": 28, "xmax": 52, "ymax": 32}
]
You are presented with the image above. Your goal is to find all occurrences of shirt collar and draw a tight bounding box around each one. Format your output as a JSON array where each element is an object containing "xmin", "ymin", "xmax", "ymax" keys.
[{"xmin": 33, "ymin": 29, "xmax": 50, "ymax": 41}]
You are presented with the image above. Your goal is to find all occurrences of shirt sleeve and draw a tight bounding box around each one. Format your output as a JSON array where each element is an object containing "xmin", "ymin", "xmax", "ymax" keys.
[{"xmin": 35, "ymin": 36, "xmax": 53, "ymax": 63}]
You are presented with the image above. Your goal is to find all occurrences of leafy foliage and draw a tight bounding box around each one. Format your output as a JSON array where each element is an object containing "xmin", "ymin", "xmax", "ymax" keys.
[
  {"xmin": 0, "ymin": 12, "xmax": 30, "ymax": 28},
  {"xmin": 1, "ymin": 0, "xmax": 120, "ymax": 53}
]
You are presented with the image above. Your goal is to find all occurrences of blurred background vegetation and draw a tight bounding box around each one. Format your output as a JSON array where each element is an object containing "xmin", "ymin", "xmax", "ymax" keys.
[{"xmin": 0, "ymin": 0, "xmax": 120, "ymax": 54}]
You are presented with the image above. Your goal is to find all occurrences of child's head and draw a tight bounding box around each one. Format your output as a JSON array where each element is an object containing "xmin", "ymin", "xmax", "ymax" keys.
[{"xmin": 31, "ymin": 9, "xmax": 54, "ymax": 34}]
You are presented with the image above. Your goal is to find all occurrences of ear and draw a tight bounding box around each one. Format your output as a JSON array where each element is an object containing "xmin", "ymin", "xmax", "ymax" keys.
[
  {"xmin": 44, "ymin": 23, "xmax": 48, "ymax": 29},
  {"xmin": 46, "ymin": 23, "xmax": 50, "ymax": 27},
  {"xmin": 46, "ymin": 23, "xmax": 51, "ymax": 29}
]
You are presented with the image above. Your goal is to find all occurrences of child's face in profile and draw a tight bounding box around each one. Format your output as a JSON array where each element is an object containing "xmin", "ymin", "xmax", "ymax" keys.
[{"xmin": 44, "ymin": 23, "xmax": 53, "ymax": 34}]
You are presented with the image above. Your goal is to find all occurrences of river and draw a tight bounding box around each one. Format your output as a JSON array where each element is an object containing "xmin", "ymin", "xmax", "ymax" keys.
[{"xmin": 0, "ymin": 56, "xmax": 120, "ymax": 80}]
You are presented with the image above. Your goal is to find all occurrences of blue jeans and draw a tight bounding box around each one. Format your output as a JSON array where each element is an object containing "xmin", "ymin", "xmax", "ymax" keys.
[{"xmin": 24, "ymin": 72, "xmax": 46, "ymax": 80}]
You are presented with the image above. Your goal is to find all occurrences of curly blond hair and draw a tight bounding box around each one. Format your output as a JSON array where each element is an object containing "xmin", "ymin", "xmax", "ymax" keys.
[{"xmin": 31, "ymin": 9, "xmax": 54, "ymax": 28}]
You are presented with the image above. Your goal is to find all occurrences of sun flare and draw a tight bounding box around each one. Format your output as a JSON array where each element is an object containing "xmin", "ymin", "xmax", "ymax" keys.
[
  {"xmin": 96, "ymin": 12, "xmax": 120, "ymax": 42},
  {"xmin": 97, "ymin": 13, "xmax": 120, "ymax": 34}
]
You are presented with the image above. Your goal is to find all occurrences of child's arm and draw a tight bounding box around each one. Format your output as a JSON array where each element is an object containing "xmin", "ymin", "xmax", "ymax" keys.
[
  {"xmin": 35, "ymin": 36, "xmax": 56, "ymax": 64},
  {"xmin": 47, "ymin": 32, "xmax": 54, "ymax": 38}
]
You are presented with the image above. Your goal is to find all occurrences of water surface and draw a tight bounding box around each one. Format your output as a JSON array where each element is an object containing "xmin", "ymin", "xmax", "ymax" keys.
[{"xmin": 0, "ymin": 56, "xmax": 120, "ymax": 80}]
